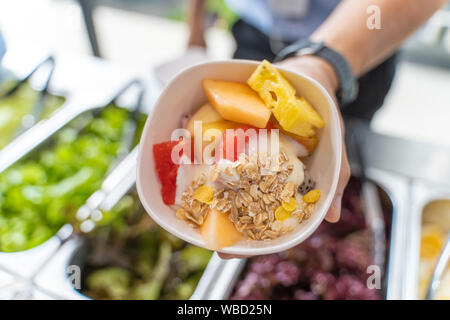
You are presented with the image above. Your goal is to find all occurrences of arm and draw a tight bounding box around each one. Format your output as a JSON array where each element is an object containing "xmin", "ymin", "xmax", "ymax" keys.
[
  {"xmin": 311, "ymin": 0, "xmax": 447, "ymax": 86},
  {"xmin": 278, "ymin": 0, "xmax": 446, "ymax": 223},
  {"xmin": 187, "ymin": 0, "xmax": 207, "ymax": 48}
]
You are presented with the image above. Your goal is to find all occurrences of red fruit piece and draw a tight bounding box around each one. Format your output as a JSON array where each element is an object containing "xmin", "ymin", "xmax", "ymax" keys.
[{"xmin": 153, "ymin": 140, "xmax": 182, "ymax": 205}]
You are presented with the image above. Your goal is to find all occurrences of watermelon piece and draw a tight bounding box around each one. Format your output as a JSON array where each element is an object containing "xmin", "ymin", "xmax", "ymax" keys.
[{"xmin": 153, "ymin": 140, "xmax": 182, "ymax": 205}]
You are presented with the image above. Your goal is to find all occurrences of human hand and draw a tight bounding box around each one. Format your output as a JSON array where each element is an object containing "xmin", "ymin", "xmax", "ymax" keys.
[{"xmin": 218, "ymin": 56, "xmax": 351, "ymax": 260}]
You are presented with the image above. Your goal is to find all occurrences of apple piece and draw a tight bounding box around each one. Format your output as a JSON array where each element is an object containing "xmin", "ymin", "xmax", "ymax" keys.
[
  {"xmin": 202, "ymin": 79, "xmax": 271, "ymax": 129},
  {"xmin": 248, "ymin": 60, "xmax": 325, "ymax": 136},
  {"xmin": 186, "ymin": 103, "xmax": 223, "ymax": 136},
  {"xmin": 200, "ymin": 208, "xmax": 242, "ymax": 250}
]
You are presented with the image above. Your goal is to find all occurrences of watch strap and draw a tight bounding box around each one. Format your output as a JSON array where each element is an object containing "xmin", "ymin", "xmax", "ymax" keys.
[{"xmin": 275, "ymin": 40, "xmax": 358, "ymax": 106}]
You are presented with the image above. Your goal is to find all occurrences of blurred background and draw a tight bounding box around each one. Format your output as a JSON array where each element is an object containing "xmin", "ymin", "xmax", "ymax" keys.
[{"xmin": 0, "ymin": 0, "xmax": 449, "ymax": 301}]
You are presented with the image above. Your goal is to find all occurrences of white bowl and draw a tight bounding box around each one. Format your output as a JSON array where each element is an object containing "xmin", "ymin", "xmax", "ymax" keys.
[{"xmin": 137, "ymin": 60, "xmax": 342, "ymax": 256}]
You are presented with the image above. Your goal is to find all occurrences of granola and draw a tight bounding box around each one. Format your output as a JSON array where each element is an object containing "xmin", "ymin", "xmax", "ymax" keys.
[{"xmin": 178, "ymin": 151, "xmax": 317, "ymax": 241}]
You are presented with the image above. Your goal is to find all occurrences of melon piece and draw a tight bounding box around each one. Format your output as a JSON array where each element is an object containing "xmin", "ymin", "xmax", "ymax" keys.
[
  {"xmin": 186, "ymin": 103, "xmax": 223, "ymax": 136},
  {"xmin": 202, "ymin": 79, "xmax": 271, "ymax": 129},
  {"xmin": 248, "ymin": 60, "xmax": 325, "ymax": 137},
  {"xmin": 200, "ymin": 208, "xmax": 242, "ymax": 250}
]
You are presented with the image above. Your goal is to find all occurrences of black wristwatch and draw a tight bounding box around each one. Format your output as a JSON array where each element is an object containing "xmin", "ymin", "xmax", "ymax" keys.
[{"xmin": 275, "ymin": 40, "xmax": 358, "ymax": 107}]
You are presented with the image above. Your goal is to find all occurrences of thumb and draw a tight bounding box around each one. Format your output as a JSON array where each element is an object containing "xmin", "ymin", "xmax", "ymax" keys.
[{"xmin": 325, "ymin": 194, "xmax": 342, "ymax": 223}]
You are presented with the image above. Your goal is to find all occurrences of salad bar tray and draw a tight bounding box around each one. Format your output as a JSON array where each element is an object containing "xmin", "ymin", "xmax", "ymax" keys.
[
  {"xmin": 403, "ymin": 181, "xmax": 450, "ymax": 299},
  {"xmin": 29, "ymin": 182, "xmax": 216, "ymax": 300}
]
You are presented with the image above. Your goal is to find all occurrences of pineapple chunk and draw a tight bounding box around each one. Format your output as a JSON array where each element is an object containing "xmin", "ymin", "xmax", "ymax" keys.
[
  {"xmin": 248, "ymin": 60, "xmax": 325, "ymax": 137},
  {"xmin": 248, "ymin": 60, "xmax": 295, "ymax": 109},
  {"xmin": 202, "ymin": 79, "xmax": 271, "ymax": 128},
  {"xmin": 272, "ymin": 96, "xmax": 324, "ymax": 137}
]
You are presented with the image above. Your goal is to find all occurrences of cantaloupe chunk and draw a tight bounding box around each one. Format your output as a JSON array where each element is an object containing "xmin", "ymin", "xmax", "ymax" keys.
[
  {"xmin": 200, "ymin": 208, "xmax": 242, "ymax": 250},
  {"xmin": 186, "ymin": 103, "xmax": 223, "ymax": 135},
  {"xmin": 202, "ymin": 79, "xmax": 271, "ymax": 129}
]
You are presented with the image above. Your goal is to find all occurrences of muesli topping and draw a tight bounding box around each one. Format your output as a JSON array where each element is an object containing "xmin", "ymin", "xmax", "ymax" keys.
[{"xmin": 178, "ymin": 152, "xmax": 315, "ymax": 240}]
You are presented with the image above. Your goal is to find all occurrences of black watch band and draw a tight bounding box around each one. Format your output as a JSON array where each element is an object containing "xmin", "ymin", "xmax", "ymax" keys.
[{"xmin": 274, "ymin": 40, "xmax": 358, "ymax": 107}]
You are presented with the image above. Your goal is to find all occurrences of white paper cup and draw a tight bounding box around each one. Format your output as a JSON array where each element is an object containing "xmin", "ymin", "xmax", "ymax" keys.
[{"xmin": 137, "ymin": 60, "xmax": 342, "ymax": 255}]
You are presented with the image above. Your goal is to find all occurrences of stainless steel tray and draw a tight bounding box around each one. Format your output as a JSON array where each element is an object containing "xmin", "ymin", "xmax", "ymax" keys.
[
  {"xmin": 0, "ymin": 78, "xmax": 143, "ymax": 173},
  {"xmin": 403, "ymin": 181, "xmax": 450, "ymax": 299}
]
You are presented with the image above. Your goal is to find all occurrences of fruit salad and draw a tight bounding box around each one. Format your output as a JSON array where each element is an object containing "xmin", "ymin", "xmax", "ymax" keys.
[{"xmin": 153, "ymin": 61, "xmax": 324, "ymax": 250}]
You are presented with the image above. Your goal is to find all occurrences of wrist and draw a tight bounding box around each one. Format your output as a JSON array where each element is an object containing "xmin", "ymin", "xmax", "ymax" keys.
[
  {"xmin": 275, "ymin": 40, "xmax": 358, "ymax": 106},
  {"xmin": 306, "ymin": 55, "xmax": 339, "ymax": 93},
  {"xmin": 288, "ymin": 55, "xmax": 339, "ymax": 95}
]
